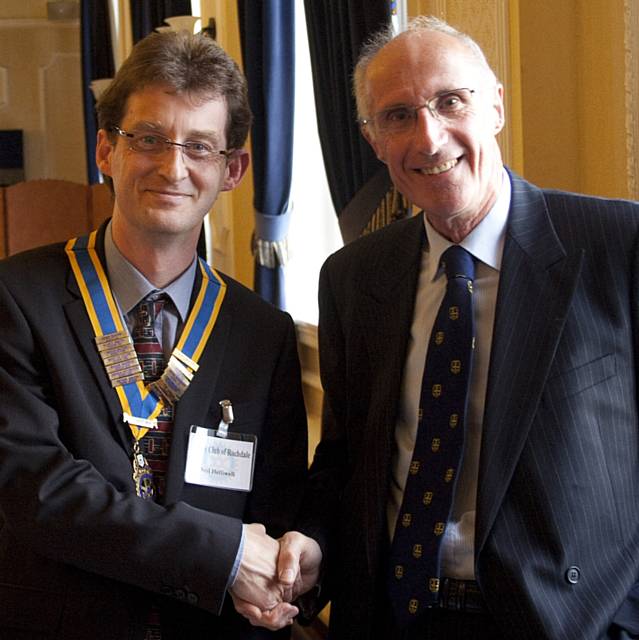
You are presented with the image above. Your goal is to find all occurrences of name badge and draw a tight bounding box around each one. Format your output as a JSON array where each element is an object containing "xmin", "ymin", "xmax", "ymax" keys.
[{"xmin": 184, "ymin": 425, "xmax": 257, "ymax": 492}]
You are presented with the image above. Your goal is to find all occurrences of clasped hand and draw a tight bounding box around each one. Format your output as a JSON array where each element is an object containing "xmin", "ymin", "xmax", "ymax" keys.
[{"xmin": 229, "ymin": 523, "xmax": 322, "ymax": 630}]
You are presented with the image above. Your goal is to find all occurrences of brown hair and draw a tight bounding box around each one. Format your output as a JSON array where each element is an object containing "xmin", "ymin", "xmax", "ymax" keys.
[{"xmin": 96, "ymin": 30, "xmax": 252, "ymax": 149}]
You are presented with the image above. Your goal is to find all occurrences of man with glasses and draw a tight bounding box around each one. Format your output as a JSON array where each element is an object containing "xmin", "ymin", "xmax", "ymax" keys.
[
  {"xmin": 267, "ymin": 14, "xmax": 639, "ymax": 640},
  {"xmin": 0, "ymin": 30, "xmax": 317, "ymax": 639}
]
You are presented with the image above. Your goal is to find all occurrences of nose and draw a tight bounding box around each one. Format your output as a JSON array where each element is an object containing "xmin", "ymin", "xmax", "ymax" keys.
[
  {"xmin": 156, "ymin": 145, "xmax": 189, "ymax": 182},
  {"xmin": 413, "ymin": 106, "xmax": 448, "ymax": 154}
]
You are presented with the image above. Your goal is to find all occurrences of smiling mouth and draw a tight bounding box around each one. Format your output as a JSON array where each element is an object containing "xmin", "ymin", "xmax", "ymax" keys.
[
  {"xmin": 419, "ymin": 158, "xmax": 458, "ymax": 175},
  {"xmin": 148, "ymin": 189, "xmax": 190, "ymax": 198}
]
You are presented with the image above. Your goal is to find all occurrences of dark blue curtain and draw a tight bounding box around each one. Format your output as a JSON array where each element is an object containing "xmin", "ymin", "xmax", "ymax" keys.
[
  {"xmin": 130, "ymin": 0, "xmax": 192, "ymax": 43},
  {"xmin": 238, "ymin": 0, "xmax": 295, "ymax": 310},
  {"xmin": 304, "ymin": 0, "xmax": 391, "ymax": 237},
  {"xmin": 80, "ymin": 0, "xmax": 115, "ymax": 184}
]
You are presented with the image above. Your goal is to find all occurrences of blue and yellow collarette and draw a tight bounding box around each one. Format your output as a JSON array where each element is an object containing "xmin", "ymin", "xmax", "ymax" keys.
[{"xmin": 65, "ymin": 230, "xmax": 226, "ymax": 444}]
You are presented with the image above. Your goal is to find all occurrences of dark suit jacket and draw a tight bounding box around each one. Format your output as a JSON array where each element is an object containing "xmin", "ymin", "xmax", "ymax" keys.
[
  {"xmin": 302, "ymin": 172, "xmax": 639, "ymax": 639},
  {"xmin": 0, "ymin": 224, "xmax": 308, "ymax": 640}
]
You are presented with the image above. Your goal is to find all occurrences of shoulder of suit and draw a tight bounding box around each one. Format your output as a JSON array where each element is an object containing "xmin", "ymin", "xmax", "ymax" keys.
[
  {"xmin": 325, "ymin": 214, "xmax": 422, "ymax": 265},
  {"xmin": 539, "ymin": 188, "xmax": 639, "ymax": 237},
  {"xmin": 509, "ymin": 172, "xmax": 639, "ymax": 234},
  {"xmin": 0, "ymin": 241, "xmax": 68, "ymax": 285},
  {"xmin": 509, "ymin": 169, "xmax": 639, "ymax": 214},
  {"xmin": 542, "ymin": 187, "xmax": 639, "ymax": 211}
]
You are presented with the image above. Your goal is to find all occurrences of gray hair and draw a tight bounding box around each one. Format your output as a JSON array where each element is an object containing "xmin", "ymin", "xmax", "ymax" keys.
[{"xmin": 353, "ymin": 15, "xmax": 494, "ymax": 119}]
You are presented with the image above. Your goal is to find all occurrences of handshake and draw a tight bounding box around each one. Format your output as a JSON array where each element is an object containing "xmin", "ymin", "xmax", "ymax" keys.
[{"xmin": 229, "ymin": 524, "xmax": 323, "ymax": 631}]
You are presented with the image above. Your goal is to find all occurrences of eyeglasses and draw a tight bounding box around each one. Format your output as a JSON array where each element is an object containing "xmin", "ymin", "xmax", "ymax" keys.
[
  {"xmin": 358, "ymin": 88, "xmax": 476, "ymax": 135},
  {"xmin": 110, "ymin": 126, "xmax": 231, "ymax": 163}
]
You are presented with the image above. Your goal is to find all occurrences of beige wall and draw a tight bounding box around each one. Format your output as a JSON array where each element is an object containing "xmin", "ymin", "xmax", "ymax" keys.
[
  {"xmin": 520, "ymin": 0, "xmax": 632, "ymax": 198},
  {"xmin": 0, "ymin": 0, "xmax": 46, "ymax": 19},
  {"xmin": 0, "ymin": 17, "xmax": 86, "ymax": 182},
  {"xmin": 518, "ymin": 0, "xmax": 580, "ymax": 191},
  {"xmin": 200, "ymin": 0, "xmax": 255, "ymax": 289}
]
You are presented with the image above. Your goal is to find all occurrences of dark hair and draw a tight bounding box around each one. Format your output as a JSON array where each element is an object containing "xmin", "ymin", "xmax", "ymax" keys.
[{"xmin": 96, "ymin": 31, "xmax": 252, "ymax": 149}]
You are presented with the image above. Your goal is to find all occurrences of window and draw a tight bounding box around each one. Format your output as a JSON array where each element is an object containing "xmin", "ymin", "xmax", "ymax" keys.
[{"xmin": 284, "ymin": 1, "xmax": 342, "ymax": 325}]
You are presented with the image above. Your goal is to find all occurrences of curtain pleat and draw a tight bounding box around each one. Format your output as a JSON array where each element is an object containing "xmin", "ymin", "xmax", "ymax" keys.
[
  {"xmin": 238, "ymin": 0, "xmax": 295, "ymax": 309},
  {"xmin": 80, "ymin": 0, "xmax": 115, "ymax": 185},
  {"xmin": 303, "ymin": 0, "xmax": 390, "ymax": 223},
  {"xmin": 130, "ymin": 0, "xmax": 192, "ymax": 43}
]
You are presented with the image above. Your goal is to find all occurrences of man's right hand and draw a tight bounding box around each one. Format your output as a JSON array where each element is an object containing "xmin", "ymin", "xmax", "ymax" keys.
[
  {"xmin": 231, "ymin": 530, "xmax": 322, "ymax": 631},
  {"xmin": 229, "ymin": 522, "xmax": 287, "ymax": 611}
]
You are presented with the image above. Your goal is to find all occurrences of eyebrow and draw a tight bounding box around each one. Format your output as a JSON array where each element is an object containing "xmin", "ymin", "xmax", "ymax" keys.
[{"xmin": 379, "ymin": 104, "xmax": 413, "ymax": 112}]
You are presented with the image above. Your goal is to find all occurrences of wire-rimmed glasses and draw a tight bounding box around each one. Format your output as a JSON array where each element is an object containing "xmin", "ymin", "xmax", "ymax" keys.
[
  {"xmin": 111, "ymin": 125, "xmax": 231, "ymax": 163},
  {"xmin": 358, "ymin": 88, "xmax": 476, "ymax": 135}
]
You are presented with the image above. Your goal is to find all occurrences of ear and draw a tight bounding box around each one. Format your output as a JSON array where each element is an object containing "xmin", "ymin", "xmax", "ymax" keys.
[
  {"xmin": 492, "ymin": 84, "xmax": 505, "ymax": 135},
  {"xmin": 221, "ymin": 149, "xmax": 250, "ymax": 191},
  {"xmin": 96, "ymin": 129, "xmax": 114, "ymax": 177},
  {"xmin": 361, "ymin": 125, "xmax": 387, "ymax": 164}
]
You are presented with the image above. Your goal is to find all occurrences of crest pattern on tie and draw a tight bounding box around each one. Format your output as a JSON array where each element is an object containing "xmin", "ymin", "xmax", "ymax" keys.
[
  {"xmin": 132, "ymin": 293, "xmax": 174, "ymax": 501},
  {"xmin": 389, "ymin": 245, "xmax": 475, "ymax": 627}
]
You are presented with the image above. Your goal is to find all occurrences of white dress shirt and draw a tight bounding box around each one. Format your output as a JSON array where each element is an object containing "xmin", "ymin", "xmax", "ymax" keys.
[{"xmin": 388, "ymin": 170, "xmax": 511, "ymax": 580}]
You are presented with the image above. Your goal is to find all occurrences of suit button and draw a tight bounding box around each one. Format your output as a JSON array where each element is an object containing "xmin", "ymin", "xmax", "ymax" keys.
[{"xmin": 565, "ymin": 566, "xmax": 580, "ymax": 584}]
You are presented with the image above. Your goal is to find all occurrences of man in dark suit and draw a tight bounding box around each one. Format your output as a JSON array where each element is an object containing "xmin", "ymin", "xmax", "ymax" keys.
[
  {"xmin": 270, "ymin": 14, "xmax": 639, "ymax": 640},
  {"xmin": 0, "ymin": 31, "xmax": 309, "ymax": 639}
]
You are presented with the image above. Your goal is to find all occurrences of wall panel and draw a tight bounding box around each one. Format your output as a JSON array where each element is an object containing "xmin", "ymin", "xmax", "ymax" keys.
[{"xmin": 0, "ymin": 19, "xmax": 86, "ymax": 183}]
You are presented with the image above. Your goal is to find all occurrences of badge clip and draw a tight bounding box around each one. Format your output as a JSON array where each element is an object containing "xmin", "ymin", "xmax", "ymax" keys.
[{"xmin": 217, "ymin": 399, "xmax": 234, "ymax": 438}]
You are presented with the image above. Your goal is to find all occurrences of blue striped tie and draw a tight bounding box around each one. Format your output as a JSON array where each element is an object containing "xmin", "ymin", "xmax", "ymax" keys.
[{"xmin": 389, "ymin": 245, "xmax": 475, "ymax": 627}]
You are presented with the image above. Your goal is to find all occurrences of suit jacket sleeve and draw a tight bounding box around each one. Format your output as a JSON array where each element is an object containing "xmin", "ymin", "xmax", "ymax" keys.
[{"xmin": 296, "ymin": 257, "xmax": 349, "ymax": 553}]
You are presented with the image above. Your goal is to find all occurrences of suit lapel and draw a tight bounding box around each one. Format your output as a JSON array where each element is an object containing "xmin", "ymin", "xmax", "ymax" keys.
[
  {"xmin": 63, "ymin": 222, "xmax": 132, "ymax": 451},
  {"xmin": 475, "ymin": 173, "xmax": 584, "ymax": 557},
  {"xmin": 358, "ymin": 215, "xmax": 424, "ymax": 374},
  {"xmin": 355, "ymin": 214, "xmax": 424, "ymax": 567},
  {"xmin": 358, "ymin": 214, "xmax": 424, "ymax": 436},
  {"xmin": 163, "ymin": 272, "xmax": 233, "ymax": 504}
]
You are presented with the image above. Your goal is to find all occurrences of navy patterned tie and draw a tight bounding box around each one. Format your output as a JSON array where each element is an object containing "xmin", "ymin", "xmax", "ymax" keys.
[
  {"xmin": 389, "ymin": 245, "xmax": 475, "ymax": 627},
  {"xmin": 131, "ymin": 292, "xmax": 174, "ymax": 500}
]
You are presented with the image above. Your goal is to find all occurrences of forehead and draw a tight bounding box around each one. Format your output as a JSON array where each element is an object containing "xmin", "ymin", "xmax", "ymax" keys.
[
  {"xmin": 365, "ymin": 31, "xmax": 487, "ymax": 108},
  {"xmin": 121, "ymin": 84, "xmax": 228, "ymax": 134}
]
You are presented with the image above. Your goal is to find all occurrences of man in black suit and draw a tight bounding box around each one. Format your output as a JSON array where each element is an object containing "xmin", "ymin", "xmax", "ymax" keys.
[
  {"xmin": 267, "ymin": 14, "xmax": 639, "ymax": 640},
  {"xmin": 0, "ymin": 31, "xmax": 309, "ymax": 639}
]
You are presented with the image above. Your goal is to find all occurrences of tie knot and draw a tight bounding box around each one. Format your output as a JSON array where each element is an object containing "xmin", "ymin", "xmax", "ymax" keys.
[{"xmin": 442, "ymin": 246, "xmax": 474, "ymax": 281}]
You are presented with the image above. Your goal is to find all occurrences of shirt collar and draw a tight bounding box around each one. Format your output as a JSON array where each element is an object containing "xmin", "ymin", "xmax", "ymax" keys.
[
  {"xmin": 422, "ymin": 167, "xmax": 511, "ymax": 282},
  {"xmin": 104, "ymin": 220, "xmax": 197, "ymax": 322}
]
